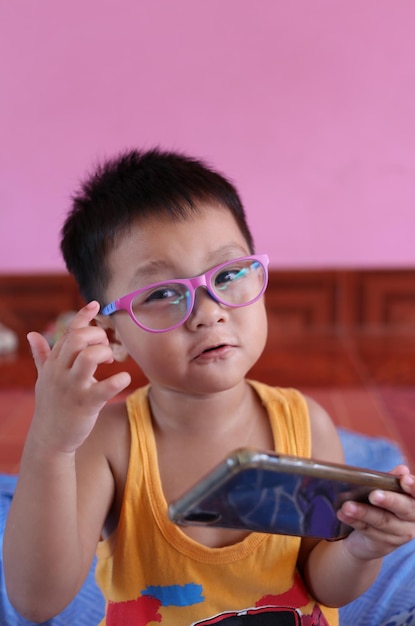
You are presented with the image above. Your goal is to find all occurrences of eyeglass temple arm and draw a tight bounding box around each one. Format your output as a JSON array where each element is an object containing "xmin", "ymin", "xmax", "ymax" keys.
[{"xmin": 101, "ymin": 301, "xmax": 118, "ymax": 316}]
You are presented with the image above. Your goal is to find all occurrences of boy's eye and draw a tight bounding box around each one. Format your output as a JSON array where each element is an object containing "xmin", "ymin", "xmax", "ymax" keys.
[
  {"xmin": 144, "ymin": 286, "xmax": 186, "ymax": 305},
  {"xmin": 147, "ymin": 288, "xmax": 175, "ymax": 300},
  {"xmin": 215, "ymin": 267, "xmax": 248, "ymax": 289}
]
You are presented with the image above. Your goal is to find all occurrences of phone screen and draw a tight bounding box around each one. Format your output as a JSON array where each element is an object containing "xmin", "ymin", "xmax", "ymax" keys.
[{"xmin": 168, "ymin": 449, "xmax": 402, "ymax": 539}]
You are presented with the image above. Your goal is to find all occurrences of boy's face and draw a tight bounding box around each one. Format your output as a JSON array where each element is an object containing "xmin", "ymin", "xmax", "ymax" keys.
[{"xmin": 102, "ymin": 204, "xmax": 268, "ymax": 395}]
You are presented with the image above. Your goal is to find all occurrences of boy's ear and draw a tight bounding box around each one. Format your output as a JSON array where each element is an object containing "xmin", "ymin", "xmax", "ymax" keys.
[{"xmin": 95, "ymin": 314, "xmax": 129, "ymax": 362}]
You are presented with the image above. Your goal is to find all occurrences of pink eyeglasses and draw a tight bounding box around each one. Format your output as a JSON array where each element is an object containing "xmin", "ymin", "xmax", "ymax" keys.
[{"xmin": 101, "ymin": 254, "xmax": 269, "ymax": 333}]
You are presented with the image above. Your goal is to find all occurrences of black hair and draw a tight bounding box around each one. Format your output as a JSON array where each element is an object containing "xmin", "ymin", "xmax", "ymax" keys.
[{"xmin": 60, "ymin": 148, "xmax": 254, "ymax": 303}]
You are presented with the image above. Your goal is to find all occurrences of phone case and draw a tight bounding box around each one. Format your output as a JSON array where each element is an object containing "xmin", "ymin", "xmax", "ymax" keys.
[{"xmin": 168, "ymin": 448, "xmax": 403, "ymax": 539}]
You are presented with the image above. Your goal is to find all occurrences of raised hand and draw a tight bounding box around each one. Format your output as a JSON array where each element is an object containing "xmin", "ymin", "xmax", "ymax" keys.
[{"xmin": 27, "ymin": 301, "xmax": 131, "ymax": 454}]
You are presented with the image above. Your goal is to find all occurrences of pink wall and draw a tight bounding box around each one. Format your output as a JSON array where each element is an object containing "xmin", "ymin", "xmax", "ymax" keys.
[{"xmin": 1, "ymin": 1, "xmax": 415, "ymax": 272}]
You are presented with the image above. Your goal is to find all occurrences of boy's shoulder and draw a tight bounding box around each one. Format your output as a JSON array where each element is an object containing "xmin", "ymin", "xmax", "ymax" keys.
[
  {"xmin": 73, "ymin": 397, "xmax": 132, "ymax": 539},
  {"xmin": 303, "ymin": 394, "xmax": 344, "ymax": 463},
  {"xmin": 94, "ymin": 397, "xmax": 131, "ymax": 455},
  {"xmin": 77, "ymin": 397, "xmax": 131, "ymax": 481}
]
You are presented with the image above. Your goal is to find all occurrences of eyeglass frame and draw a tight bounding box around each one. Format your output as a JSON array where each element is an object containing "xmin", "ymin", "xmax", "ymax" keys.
[{"xmin": 100, "ymin": 253, "xmax": 269, "ymax": 333}]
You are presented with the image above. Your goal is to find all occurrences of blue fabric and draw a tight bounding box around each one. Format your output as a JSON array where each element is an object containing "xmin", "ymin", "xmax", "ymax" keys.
[
  {"xmin": 1, "ymin": 429, "xmax": 414, "ymax": 625},
  {"xmin": 379, "ymin": 605, "xmax": 415, "ymax": 626},
  {"xmin": 0, "ymin": 475, "xmax": 105, "ymax": 625},
  {"xmin": 339, "ymin": 428, "xmax": 415, "ymax": 626},
  {"xmin": 338, "ymin": 427, "xmax": 406, "ymax": 472}
]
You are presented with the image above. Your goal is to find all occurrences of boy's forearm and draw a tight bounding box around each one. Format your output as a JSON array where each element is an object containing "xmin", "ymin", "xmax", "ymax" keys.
[
  {"xmin": 3, "ymin": 436, "xmax": 87, "ymax": 621},
  {"xmin": 303, "ymin": 538, "xmax": 382, "ymax": 608}
]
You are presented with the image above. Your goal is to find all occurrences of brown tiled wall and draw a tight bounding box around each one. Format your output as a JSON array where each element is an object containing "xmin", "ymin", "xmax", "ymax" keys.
[
  {"xmin": 1, "ymin": 268, "xmax": 414, "ymax": 343},
  {"xmin": 0, "ymin": 270, "xmax": 414, "ymax": 472}
]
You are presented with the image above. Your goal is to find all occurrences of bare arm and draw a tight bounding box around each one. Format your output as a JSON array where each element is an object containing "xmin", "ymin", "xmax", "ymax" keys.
[
  {"xmin": 3, "ymin": 302, "xmax": 131, "ymax": 622},
  {"xmin": 299, "ymin": 396, "xmax": 415, "ymax": 607}
]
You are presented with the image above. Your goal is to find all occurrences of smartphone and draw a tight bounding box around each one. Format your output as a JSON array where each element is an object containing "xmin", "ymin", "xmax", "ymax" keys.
[{"xmin": 168, "ymin": 448, "xmax": 403, "ymax": 540}]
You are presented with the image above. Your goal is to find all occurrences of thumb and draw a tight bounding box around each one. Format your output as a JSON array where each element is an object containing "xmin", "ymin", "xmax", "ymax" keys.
[{"xmin": 27, "ymin": 331, "xmax": 51, "ymax": 372}]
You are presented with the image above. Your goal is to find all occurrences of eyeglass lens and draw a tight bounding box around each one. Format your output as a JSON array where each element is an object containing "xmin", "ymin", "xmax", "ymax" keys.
[{"xmin": 130, "ymin": 258, "xmax": 266, "ymax": 331}]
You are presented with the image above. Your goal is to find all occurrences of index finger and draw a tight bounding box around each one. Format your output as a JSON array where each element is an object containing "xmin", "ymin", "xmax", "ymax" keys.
[{"xmin": 65, "ymin": 301, "xmax": 101, "ymax": 331}]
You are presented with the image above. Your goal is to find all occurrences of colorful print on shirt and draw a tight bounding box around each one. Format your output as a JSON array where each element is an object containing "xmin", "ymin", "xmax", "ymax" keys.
[{"xmin": 106, "ymin": 573, "xmax": 330, "ymax": 625}]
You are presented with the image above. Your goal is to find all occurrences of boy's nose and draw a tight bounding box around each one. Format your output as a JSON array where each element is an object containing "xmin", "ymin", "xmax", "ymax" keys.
[{"xmin": 186, "ymin": 287, "xmax": 228, "ymax": 329}]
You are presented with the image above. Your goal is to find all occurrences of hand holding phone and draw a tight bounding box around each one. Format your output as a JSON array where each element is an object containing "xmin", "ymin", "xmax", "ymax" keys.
[{"xmin": 168, "ymin": 448, "xmax": 403, "ymax": 540}]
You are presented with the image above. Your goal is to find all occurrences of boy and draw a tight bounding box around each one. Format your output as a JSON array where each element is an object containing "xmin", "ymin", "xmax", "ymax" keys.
[{"xmin": 4, "ymin": 149, "xmax": 415, "ymax": 625}]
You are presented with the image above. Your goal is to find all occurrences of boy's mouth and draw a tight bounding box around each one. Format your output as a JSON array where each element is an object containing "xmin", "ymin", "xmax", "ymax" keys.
[
  {"xmin": 193, "ymin": 343, "xmax": 232, "ymax": 360},
  {"xmin": 202, "ymin": 344, "xmax": 226, "ymax": 353}
]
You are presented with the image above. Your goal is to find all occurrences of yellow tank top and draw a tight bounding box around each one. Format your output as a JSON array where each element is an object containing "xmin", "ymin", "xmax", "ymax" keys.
[{"xmin": 95, "ymin": 381, "xmax": 338, "ymax": 625}]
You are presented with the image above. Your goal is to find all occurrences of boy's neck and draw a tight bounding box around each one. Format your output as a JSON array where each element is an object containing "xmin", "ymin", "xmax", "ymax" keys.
[{"xmin": 147, "ymin": 379, "xmax": 257, "ymax": 437}]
